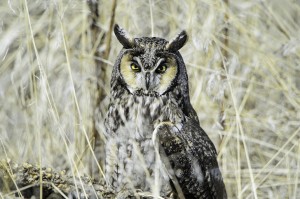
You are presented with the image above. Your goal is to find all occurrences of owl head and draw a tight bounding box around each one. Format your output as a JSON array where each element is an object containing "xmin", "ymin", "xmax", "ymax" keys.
[{"xmin": 112, "ymin": 24, "xmax": 189, "ymax": 96}]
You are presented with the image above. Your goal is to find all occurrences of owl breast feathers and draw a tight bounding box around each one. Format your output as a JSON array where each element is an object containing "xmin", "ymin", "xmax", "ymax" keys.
[{"xmin": 103, "ymin": 24, "xmax": 227, "ymax": 199}]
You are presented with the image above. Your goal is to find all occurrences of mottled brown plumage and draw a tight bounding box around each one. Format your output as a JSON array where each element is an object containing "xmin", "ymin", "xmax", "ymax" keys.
[{"xmin": 103, "ymin": 24, "xmax": 227, "ymax": 199}]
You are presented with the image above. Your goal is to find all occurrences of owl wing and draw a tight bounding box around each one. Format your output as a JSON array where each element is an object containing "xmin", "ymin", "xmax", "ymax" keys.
[{"xmin": 153, "ymin": 120, "xmax": 227, "ymax": 199}]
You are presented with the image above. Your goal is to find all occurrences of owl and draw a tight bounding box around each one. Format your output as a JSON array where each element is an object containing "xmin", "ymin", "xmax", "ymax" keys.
[{"xmin": 104, "ymin": 24, "xmax": 227, "ymax": 199}]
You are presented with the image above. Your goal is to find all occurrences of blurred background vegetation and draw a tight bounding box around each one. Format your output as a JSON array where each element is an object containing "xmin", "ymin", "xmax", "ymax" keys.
[{"xmin": 0, "ymin": 0, "xmax": 300, "ymax": 198}]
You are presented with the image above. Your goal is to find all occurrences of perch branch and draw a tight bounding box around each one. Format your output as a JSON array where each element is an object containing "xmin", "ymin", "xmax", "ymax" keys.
[{"xmin": 0, "ymin": 160, "xmax": 113, "ymax": 199}]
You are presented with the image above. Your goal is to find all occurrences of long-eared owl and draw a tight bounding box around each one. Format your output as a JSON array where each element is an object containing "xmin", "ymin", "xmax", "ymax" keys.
[{"xmin": 104, "ymin": 24, "xmax": 227, "ymax": 199}]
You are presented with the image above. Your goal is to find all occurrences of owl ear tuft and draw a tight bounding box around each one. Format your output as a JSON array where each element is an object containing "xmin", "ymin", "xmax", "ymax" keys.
[
  {"xmin": 166, "ymin": 30, "xmax": 188, "ymax": 52},
  {"xmin": 114, "ymin": 24, "xmax": 134, "ymax": 49}
]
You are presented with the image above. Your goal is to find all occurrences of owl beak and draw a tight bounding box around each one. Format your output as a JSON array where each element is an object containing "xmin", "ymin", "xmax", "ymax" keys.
[{"xmin": 145, "ymin": 72, "xmax": 150, "ymax": 90}]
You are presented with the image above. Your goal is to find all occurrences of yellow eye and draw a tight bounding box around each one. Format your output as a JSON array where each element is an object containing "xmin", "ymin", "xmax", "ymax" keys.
[
  {"xmin": 155, "ymin": 65, "xmax": 167, "ymax": 74},
  {"xmin": 130, "ymin": 63, "xmax": 141, "ymax": 72}
]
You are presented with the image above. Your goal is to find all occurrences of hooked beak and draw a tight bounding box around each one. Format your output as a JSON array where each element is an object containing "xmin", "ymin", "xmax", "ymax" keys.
[{"xmin": 145, "ymin": 72, "xmax": 150, "ymax": 90}]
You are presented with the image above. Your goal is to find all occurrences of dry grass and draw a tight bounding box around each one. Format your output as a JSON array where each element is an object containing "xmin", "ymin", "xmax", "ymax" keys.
[{"xmin": 0, "ymin": 0, "xmax": 300, "ymax": 198}]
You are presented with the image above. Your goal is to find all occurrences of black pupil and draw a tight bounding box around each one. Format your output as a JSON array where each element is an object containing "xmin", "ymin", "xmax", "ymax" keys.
[
  {"xmin": 132, "ymin": 64, "xmax": 139, "ymax": 70},
  {"xmin": 157, "ymin": 65, "xmax": 165, "ymax": 72}
]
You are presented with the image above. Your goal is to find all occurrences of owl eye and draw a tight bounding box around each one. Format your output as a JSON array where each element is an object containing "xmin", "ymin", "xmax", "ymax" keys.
[
  {"xmin": 130, "ymin": 63, "xmax": 141, "ymax": 72},
  {"xmin": 155, "ymin": 65, "xmax": 167, "ymax": 74}
]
